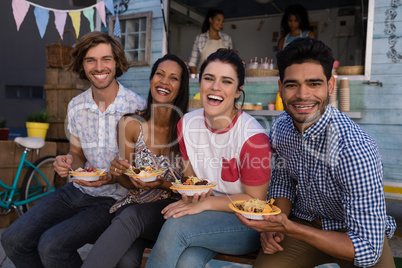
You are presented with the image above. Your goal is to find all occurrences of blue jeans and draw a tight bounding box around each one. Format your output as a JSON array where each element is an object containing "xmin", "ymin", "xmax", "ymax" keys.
[
  {"xmin": 82, "ymin": 199, "xmax": 175, "ymax": 268},
  {"xmin": 145, "ymin": 211, "xmax": 261, "ymax": 268},
  {"xmin": 1, "ymin": 182, "xmax": 115, "ymax": 268}
]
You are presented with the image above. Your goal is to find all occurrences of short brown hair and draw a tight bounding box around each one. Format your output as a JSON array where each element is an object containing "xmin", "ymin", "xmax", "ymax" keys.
[{"xmin": 66, "ymin": 31, "xmax": 129, "ymax": 80}]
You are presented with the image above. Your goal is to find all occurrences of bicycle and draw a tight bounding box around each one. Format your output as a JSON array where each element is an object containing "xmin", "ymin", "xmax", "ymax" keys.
[{"xmin": 0, "ymin": 137, "xmax": 57, "ymax": 216}]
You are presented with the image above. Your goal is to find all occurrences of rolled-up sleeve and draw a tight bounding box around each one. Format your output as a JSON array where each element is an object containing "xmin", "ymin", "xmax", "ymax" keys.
[{"xmin": 339, "ymin": 140, "xmax": 392, "ymax": 267}]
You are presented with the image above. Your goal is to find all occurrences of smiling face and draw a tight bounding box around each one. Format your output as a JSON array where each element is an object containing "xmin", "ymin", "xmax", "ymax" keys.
[
  {"xmin": 200, "ymin": 60, "xmax": 242, "ymax": 127},
  {"xmin": 150, "ymin": 60, "xmax": 182, "ymax": 105},
  {"xmin": 83, "ymin": 43, "xmax": 117, "ymax": 90},
  {"xmin": 279, "ymin": 62, "xmax": 334, "ymax": 132},
  {"xmin": 209, "ymin": 13, "xmax": 224, "ymax": 32}
]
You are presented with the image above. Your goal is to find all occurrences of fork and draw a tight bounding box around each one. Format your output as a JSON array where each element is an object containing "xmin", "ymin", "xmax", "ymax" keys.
[{"xmin": 225, "ymin": 193, "xmax": 237, "ymax": 208}]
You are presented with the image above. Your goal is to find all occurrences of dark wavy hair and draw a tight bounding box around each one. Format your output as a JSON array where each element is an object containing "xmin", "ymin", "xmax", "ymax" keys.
[
  {"xmin": 199, "ymin": 48, "xmax": 245, "ymax": 109},
  {"xmin": 139, "ymin": 54, "xmax": 189, "ymax": 155},
  {"xmin": 201, "ymin": 8, "xmax": 225, "ymax": 33},
  {"xmin": 67, "ymin": 31, "xmax": 129, "ymax": 81},
  {"xmin": 276, "ymin": 37, "xmax": 334, "ymax": 82},
  {"xmin": 280, "ymin": 4, "xmax": 312, "ymax": 37}
]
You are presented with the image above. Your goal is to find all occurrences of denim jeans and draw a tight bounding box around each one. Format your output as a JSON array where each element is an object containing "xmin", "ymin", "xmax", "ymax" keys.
[
  {"xmin": 145, "ymin": 211, "xmax": 261, "ymax": 268},
  {"xmin": 1, "ymin": 182, "xmax": 115, "ymax": 268},
  {"xmin": 82, "ymin": 199, "xmax": 176, "ymax": 268}
]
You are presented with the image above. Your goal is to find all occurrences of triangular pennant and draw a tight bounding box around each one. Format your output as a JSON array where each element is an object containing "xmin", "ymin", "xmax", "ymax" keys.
[
  {"xmin": 83, "ymin": 8, "xmax": 95, "ymax": 32},
  {"xmin": 69, "ymin": 11, "xmax": 81, "ymax": 38},
  {"xmin": 96, "ymin": 1, "xmax": 107, "ymax": 27},
  {"xmin": 54, "ymin": 11, "xmax": 67, "ymax": 39},
  {"xmin": 104, "ymin": 0, "xmax": 115, "ymax": 15},
  {"xmin": 113, "ymin": 15, "xmax": 121, "ymax": 37},
  {"xmin": 34, "ymin": 7, "xmax": 50, "ymax": 38},
  {"xmin": 12, "ymin": 0, "xmax": 30, "ymax": 31}
]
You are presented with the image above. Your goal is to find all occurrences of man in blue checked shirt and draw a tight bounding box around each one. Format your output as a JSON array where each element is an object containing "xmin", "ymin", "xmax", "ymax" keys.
[{"xmin": 236, "ymin": 37, "xmax": 396, "ymax": 267}]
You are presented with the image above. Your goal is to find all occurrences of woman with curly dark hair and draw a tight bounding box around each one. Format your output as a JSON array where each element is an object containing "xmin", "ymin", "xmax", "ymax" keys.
[{"xmin": 277, "ymin": 4, "xmax": 316, "ymax": 50}]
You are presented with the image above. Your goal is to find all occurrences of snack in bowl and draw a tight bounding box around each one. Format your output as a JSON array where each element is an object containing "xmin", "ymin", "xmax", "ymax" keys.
[
  {"xmin": 170, "ymin": 176, "xmax": 216, "ymax": 196},
  {"xmin": 229, "ymin": 198, "xmax": 281, "ymax": 220},
  {"xmin": 69, "ymin": 166, "xmax": 107, "ymax": 182},
  {"xmin": 124, "ymin": 165, "xmax": 166, "ymax": 182}
]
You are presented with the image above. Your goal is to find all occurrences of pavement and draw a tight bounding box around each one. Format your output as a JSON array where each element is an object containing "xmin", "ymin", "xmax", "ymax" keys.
[{"xmin": 0, "ymin": 201, "xmax": 401, "ymax": 267}]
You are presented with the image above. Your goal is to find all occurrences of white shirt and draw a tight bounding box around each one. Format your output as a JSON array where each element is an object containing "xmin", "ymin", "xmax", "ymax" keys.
[{"xmin": 67, "ymin": 82, "xmax": 146, "ymax": 199}]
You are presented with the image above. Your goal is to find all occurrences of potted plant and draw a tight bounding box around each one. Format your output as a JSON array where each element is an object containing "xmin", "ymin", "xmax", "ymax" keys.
[
  {"xmin": 0, "ymin": 116, "xmax": 9, "ymax": 140},
  {"xmin": 26, "ymin": 110, "xmax": 51, "ymax": 140}
]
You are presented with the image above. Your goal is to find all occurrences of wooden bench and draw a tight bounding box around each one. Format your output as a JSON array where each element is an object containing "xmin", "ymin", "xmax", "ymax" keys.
[{"xmin": 213, "ymin": 251, "xmax": 258, "ymax": 265}]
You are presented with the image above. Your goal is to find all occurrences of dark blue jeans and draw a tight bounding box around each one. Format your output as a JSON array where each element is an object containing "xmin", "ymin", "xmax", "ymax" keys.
[
  {"xmin": 1, "ymin": 182, "xmax": 115, "ymax": 268},
  {"xmin": 82, "ymin": 198, "xmax": 176, "ymax": 268}
]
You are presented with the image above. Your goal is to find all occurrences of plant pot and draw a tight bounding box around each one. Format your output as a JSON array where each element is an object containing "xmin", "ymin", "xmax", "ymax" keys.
[
  {"xmin": 26, "ymin": 122, "xmax": 49, "ymax": 140},
  {"xmin": 0, "ymin": 128, "xmax": 9, "ymax": 140}
]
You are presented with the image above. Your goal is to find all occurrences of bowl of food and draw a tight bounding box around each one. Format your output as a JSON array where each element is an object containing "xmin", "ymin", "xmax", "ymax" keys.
[
  {"xmin": 170, "ymin": 176, "xmax": 216, "ymax": 196},
  {"xmin": 69, "ymin": 166, "xmax": 107, "ymax": 182},
  {"xmin": 229, "ymin": 198, "xmax": 281, "ymax": 220},
  {"xmin": 124, "ymin": 166, "xmax": 166, "ymax": 182}
]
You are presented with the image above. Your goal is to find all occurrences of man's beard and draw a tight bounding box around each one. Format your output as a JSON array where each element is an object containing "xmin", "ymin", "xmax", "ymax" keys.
[{"xmin": 283, "ymin": 92, "xmax": 330, "ymax": 126}]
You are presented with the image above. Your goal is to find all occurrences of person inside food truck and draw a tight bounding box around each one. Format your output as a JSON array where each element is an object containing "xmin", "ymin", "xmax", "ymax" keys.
[
  {"xmin": 188, "ymin": 8, "xmax": 233, "ymax": 75},
  {"xmin": 277, "ymin": 4, "xmax": 316, "ymax": 50}
]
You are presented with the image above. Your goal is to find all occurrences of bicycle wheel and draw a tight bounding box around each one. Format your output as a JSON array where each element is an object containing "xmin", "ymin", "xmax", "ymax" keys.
[{"xmin": 21, "ymin": 156, "xmax": 57, "ymax": 212}]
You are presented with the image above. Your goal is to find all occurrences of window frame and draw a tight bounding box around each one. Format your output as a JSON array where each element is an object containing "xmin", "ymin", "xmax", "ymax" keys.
[{"xmin": 108, "ymin": 11, "xmax": 153, "ymax": 67}]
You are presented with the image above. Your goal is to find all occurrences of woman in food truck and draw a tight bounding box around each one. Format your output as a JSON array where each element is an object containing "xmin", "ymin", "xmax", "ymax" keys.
[
  {"xmin": 188, "ymin": 8, "xmax": 233, "ymax": 75},
  {"xmin": 277, "ymin": 4, "xmax": 315, "ymax": 50}
]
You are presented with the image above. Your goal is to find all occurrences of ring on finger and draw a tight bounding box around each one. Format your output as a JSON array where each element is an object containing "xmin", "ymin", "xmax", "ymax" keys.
[{"xmin": 114, "ymin": 167, "xmax": 117, "ymax": 173}]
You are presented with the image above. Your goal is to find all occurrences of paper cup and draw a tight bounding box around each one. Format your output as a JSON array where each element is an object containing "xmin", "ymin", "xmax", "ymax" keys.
[
  {"xmin": 339, "ymin": 78, "xmax": 349, "ymax": 89},
  {"xmin": 339, "ymin": 87, "xmax": 350, "ymax": 112}
]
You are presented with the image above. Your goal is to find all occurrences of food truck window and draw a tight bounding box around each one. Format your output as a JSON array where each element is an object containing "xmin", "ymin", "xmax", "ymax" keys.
[
  {"xmin": 169, "ymin": 0, "xmax": 371, "ymax": 79},
  {"xmin": 108, "ymin": 11, "xmax": 153, "ymax": 67}
]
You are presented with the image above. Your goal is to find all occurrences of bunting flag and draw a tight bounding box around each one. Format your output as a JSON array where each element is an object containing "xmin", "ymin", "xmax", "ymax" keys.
[
  {"xmin": 83, "ymin": 8, "xmax": 95, "ymax": 32},
  {"xmin": 12, "ymin": 0, "xmax": 30, "ymax": 31},
  {"xmin": 104, "ymin": 0, "xmax": 115, "ymax": 15},
  {"xmin": 54, "ymin": 11, "xmax": 67, "ymax": 39},
  {"xmin": 113, "ymin": 15, "xmax": 121, "ymax": 37},
  {"xmin": 34, "ymin": 7, "xmax": 49, "ymax": 38},
  {"xmin": 11, "ymin": 0, "xmax": 109, "ymax": 39},
  {"xmin": 96, "ymin": 2, "xmax": 107, "ymax": 27},
  {"xmin": 69, "ymin": 11, "xmax": 81, "ymax": 38}
]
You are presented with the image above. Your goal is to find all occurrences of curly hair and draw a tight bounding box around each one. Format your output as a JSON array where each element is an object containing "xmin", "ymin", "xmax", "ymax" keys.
[
  {"xmin": 280, "ymin": 4, "xmax": 312, "ymax": 37},
  {"xmin": 66, "ymin": 31, "xmax": 129, "ymax": 81}
]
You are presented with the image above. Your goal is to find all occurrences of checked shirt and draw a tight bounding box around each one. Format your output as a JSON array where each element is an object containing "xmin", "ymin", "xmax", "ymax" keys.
[
  {"xmin": 188, "ymin": 30, "xmax": 232, "ymax": 69},
  {"xmin": 268, "ymin": 105, "xmax": 396, "ymax": 267}
]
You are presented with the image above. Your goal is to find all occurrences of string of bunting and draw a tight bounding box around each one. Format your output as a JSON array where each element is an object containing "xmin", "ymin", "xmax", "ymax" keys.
[{"xmin": 11, "ymin": 0, "xmax": 119, "ymax": 39}]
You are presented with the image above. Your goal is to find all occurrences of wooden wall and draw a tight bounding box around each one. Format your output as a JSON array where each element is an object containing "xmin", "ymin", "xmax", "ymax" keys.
[
  {"xmin": 117, "ymin": 0, "xmax": 166, "ymax": 100},
  {"xmin": 350, "ymin": 0, "xmax": 402, "ymax": 183}
]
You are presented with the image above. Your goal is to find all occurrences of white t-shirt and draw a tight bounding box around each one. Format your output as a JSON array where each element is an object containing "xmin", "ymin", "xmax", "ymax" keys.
[{"xmin": 178, "ymin": 109, "xmax": 272, "ymax": 196}]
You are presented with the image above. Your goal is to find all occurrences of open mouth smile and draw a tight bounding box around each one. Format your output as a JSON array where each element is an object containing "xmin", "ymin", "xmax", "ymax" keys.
[
  {"xmin": 93, "ymin": 74, "xmax": 108, "ymax": 80},
  {"xmin": 293, "ymin": 104, "xmax": 315, "ymax": 110},
  {"xmin": 207, "ymin": 94, "xmax": 224, "ymax": 105},
  {"xmin": 156, "ymin": 87, "xmax": 171, "ymax": 95}
]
